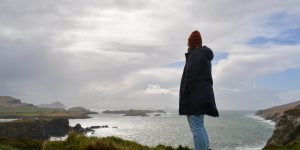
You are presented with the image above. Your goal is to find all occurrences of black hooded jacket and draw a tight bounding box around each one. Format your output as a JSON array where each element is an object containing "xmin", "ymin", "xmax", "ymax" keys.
[{"xmin": 179, "ymin": 46, "xmax": 219, "ymax": 117}]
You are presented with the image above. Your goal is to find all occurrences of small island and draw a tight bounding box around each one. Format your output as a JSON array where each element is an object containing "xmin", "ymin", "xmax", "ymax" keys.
[{"xmin": 102, "ymin": 109, "xmax": 166, "ymax": 116}]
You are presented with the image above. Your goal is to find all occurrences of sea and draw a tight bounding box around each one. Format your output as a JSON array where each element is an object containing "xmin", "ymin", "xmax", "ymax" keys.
[{"xmin": 68, "ymin": 109, "xmax": 275, "ymax": 150}]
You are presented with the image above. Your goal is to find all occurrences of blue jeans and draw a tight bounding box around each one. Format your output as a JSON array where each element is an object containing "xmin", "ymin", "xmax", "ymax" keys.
[{"xmin": 187, "ymin": 115, "xmax": 209, "ymax": 150}]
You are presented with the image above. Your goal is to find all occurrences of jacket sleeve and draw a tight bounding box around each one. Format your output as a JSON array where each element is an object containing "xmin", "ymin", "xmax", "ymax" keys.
[{"xmin": 182, "ymin": 52, "xmax": 202, "ymax": 96}]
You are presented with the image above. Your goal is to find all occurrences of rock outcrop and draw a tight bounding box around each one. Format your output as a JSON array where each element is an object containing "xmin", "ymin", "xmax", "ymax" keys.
[
  {"xmin": 263, "ymin": 108, "xmax": 300, "ymax": 149},
  {"xmin": 0, "ymin": 118, "xmax": 69, "ymax": 139},
  {"xmin": 70, "ymin": 123, "xmax": 109, "ymax": 134}
]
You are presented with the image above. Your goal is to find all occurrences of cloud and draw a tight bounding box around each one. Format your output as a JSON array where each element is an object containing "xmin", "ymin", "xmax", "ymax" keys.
[
  {"xmin": 134, "ymin": 84, "xmax": 178, "ymax": 96},
  {"xmin": 215, "ymin": 87, "xmax": 280, "ymax": 110},
  {"xmin": 277, "ymin": 89, "xmax": 300, "ymax": 104},
  {"xmin": 0, "ymin": 0, "xmax": 299, "ymax": 110},
  {"xmin": 213, "ymin": 45, "xmax": 300, "ymax": 86}
]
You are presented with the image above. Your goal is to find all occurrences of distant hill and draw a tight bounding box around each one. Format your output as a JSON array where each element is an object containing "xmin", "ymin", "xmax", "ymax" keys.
[
  {"xmin": 38, "ymin": 101, "xmax": 67, "ymax": 109},
  {"xmin": 0, "ymin": 96, "xmax": 97, "ymax": 119},
  {"xmin": 255, "ymin": 100, "xmax": 300, "ymax": 122},
  {"xmin": 0, "ymin": 96, "xmax": 36, "ymax": 108}
]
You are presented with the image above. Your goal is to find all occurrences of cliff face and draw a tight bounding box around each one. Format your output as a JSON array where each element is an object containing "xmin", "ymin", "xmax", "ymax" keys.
[
  {"xmin": 0, "ymin": 118, "xmax": 69, "ymax": 139},
  {"xmin": 264, "ymin": 108, "xmax": 300, "ymax": 149}
]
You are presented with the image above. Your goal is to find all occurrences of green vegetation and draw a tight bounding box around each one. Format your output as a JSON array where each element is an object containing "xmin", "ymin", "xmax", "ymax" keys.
[
  {"xmin": 0, "ymin": 107, "xmax": 92, "ymax": 119},
  {"xmin": 0, "ymin": 133, "xmax": 191, "ymax": 150},
  {"xmin": 0, "ymin": 96, "xmax": 97, "ymax": 119},
  {"xmin": 0, "ymin": 118, "xmax": 69, "ymax": 140},
  {"xmin": 285, "ymin": 108, "xmax": 300, "ymax": 116},
  {"xmin": 0, "ymin": 138, "xmax": 42, "ymax": 150},
  {"xmin": 0, "ymin": 145, "xmax": 19, "ymax": 150},
  {"xmin": 263, "ymin": 140, "xmax": 300, "ymax": 150}
]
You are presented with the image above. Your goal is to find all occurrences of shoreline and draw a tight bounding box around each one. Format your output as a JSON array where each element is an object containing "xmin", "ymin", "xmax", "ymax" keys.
[
  {"xmin": 246, "ymin": 113, "xmax": 276, "ymax": 127},
  {"xmin": 68, "ymin": 110, "xmax": 274, "ymax": 149},
  {"xmin": 0, "ymin": 110, "xmax": 277, "ymax": 149}
]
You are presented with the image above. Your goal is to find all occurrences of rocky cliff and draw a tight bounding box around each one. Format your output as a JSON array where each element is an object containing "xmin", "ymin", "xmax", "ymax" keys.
[
  {"xmin": 0, "ymin": 118, "xmax": 69, "ymax": 139},
  {"xmin": 263, "ymin": 108, "xmax": 300, "ymax": 149}
]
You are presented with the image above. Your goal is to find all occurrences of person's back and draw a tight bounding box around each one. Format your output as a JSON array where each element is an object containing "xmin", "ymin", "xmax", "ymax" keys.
[{"xmin": 179, "ymin": 30, "xmax": 219, "ymax": 150}]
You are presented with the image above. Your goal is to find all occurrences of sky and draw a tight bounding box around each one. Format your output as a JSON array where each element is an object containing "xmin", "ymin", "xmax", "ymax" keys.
[{"xmin": 0, "ymin": 0, "xmax": 300, "ymax": 110}]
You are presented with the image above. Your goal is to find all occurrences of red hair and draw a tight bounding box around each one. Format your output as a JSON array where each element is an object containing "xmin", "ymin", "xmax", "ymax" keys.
[{"xmin": 188, "ymin": 30, "xmax": 202, "ymax": 52}]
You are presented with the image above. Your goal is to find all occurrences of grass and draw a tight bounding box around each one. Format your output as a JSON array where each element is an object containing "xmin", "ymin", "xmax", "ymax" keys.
[
  {"xmin": 263, "ymin": 140, "xmax": 300, "ymax": 150},
  {"xmin": 0, "ymin": 138, "xmax": 42, "ymax": 150},
  {"xmin": 284, "ymin": 108, "xmax": 300, "ymax": 117},
  {"xmin": 0, "ymin": 145, "xmax": 19, "ymax": 150},
  {"xmin": 0, "ymin": 133, "xmax": 191, "ymax": 150},
  {"xmin": 0, "ymin": 107, "xmax": 89, "ymax": 119}
]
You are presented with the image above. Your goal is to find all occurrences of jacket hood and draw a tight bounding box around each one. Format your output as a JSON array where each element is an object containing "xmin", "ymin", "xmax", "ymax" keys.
[{"xmin": 194, "ymin": 46, "xmax": 214, "ymax": 61}]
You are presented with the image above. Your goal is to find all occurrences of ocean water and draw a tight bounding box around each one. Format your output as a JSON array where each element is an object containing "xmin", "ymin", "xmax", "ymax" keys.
[{"xmin": 69, "ymin": 110, "xmax": 274, "ymax": 150}]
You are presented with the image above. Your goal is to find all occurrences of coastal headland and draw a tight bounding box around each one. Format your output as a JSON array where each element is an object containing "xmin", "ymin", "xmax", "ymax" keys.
[
  {"xmin": 0, "ymin": 96, "xmax": 187, "ymax": 150},
  {"xmin": 256, "ymin": 100, "xmax": 300, "ymax": 149}
]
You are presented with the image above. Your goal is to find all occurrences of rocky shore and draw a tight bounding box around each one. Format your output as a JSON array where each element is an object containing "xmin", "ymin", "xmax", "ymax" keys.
[{"xmin": 70, "ymin": 123, "xmax": 109, "ymax": 134}]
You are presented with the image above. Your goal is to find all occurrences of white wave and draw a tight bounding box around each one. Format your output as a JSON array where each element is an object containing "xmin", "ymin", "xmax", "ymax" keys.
[
  {"xmin": 245, "ymin": 113, "xmax": 275, "ymax": 126},
  {"xmin": 50, "ymin": 135, "xmax": 68, "ymax": 141},
  {"xmin": 236, "ymin": 146, "xmax": 262, "ymax": 150}
]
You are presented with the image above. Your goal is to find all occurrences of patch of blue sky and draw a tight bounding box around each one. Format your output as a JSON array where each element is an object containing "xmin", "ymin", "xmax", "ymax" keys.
[
  {"xmin": 255, "ymin": 68, "xmax": 300, "ymax": 92},
  {"xmin": 247, "ymin": 28, "xmax": 300, "ymax": 46},
  {"xmin": 167, "ymin": 60, "xmax": 185, "ymax": 69},
  {"xmin": 246, "ymin": 11, "xmax": 300, "ymax": 47},
  {"xmin": 212, "ymin": 52, "xmax": 228, "ymax": 65},
  {"xmin": 263, "ymin": 11, "xmax": 300, "ymax": 29},
  {"xmin": 167, "ymin": 52, "xmax": 228, "ymax": 69}
]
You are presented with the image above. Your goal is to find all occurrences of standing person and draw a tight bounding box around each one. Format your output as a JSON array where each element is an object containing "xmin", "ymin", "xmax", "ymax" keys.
[{"xmin": 179, "ymin": 30, "xmax": 219, "ymax": 150}]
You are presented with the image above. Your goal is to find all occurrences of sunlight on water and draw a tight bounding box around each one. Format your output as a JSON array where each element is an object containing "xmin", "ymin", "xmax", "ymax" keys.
[
  {"xmin": 0, "ymin": 119, "xmax": 18, "ymax": 122},
  {"xmin": 69, "ymin": 110, "xmax": 274, "ymax": 150}
]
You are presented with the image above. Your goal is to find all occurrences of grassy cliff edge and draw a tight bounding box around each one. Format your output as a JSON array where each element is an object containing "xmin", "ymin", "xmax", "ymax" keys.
[{"xmin": 0, "ymin": 133, "xmax": 191, "ymax": 150}]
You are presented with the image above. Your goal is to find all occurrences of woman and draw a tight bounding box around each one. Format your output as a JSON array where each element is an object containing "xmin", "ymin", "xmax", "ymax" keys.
[{"xmin": 179, "ymin": 30, "xmax": 219, "ymax": 150}]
